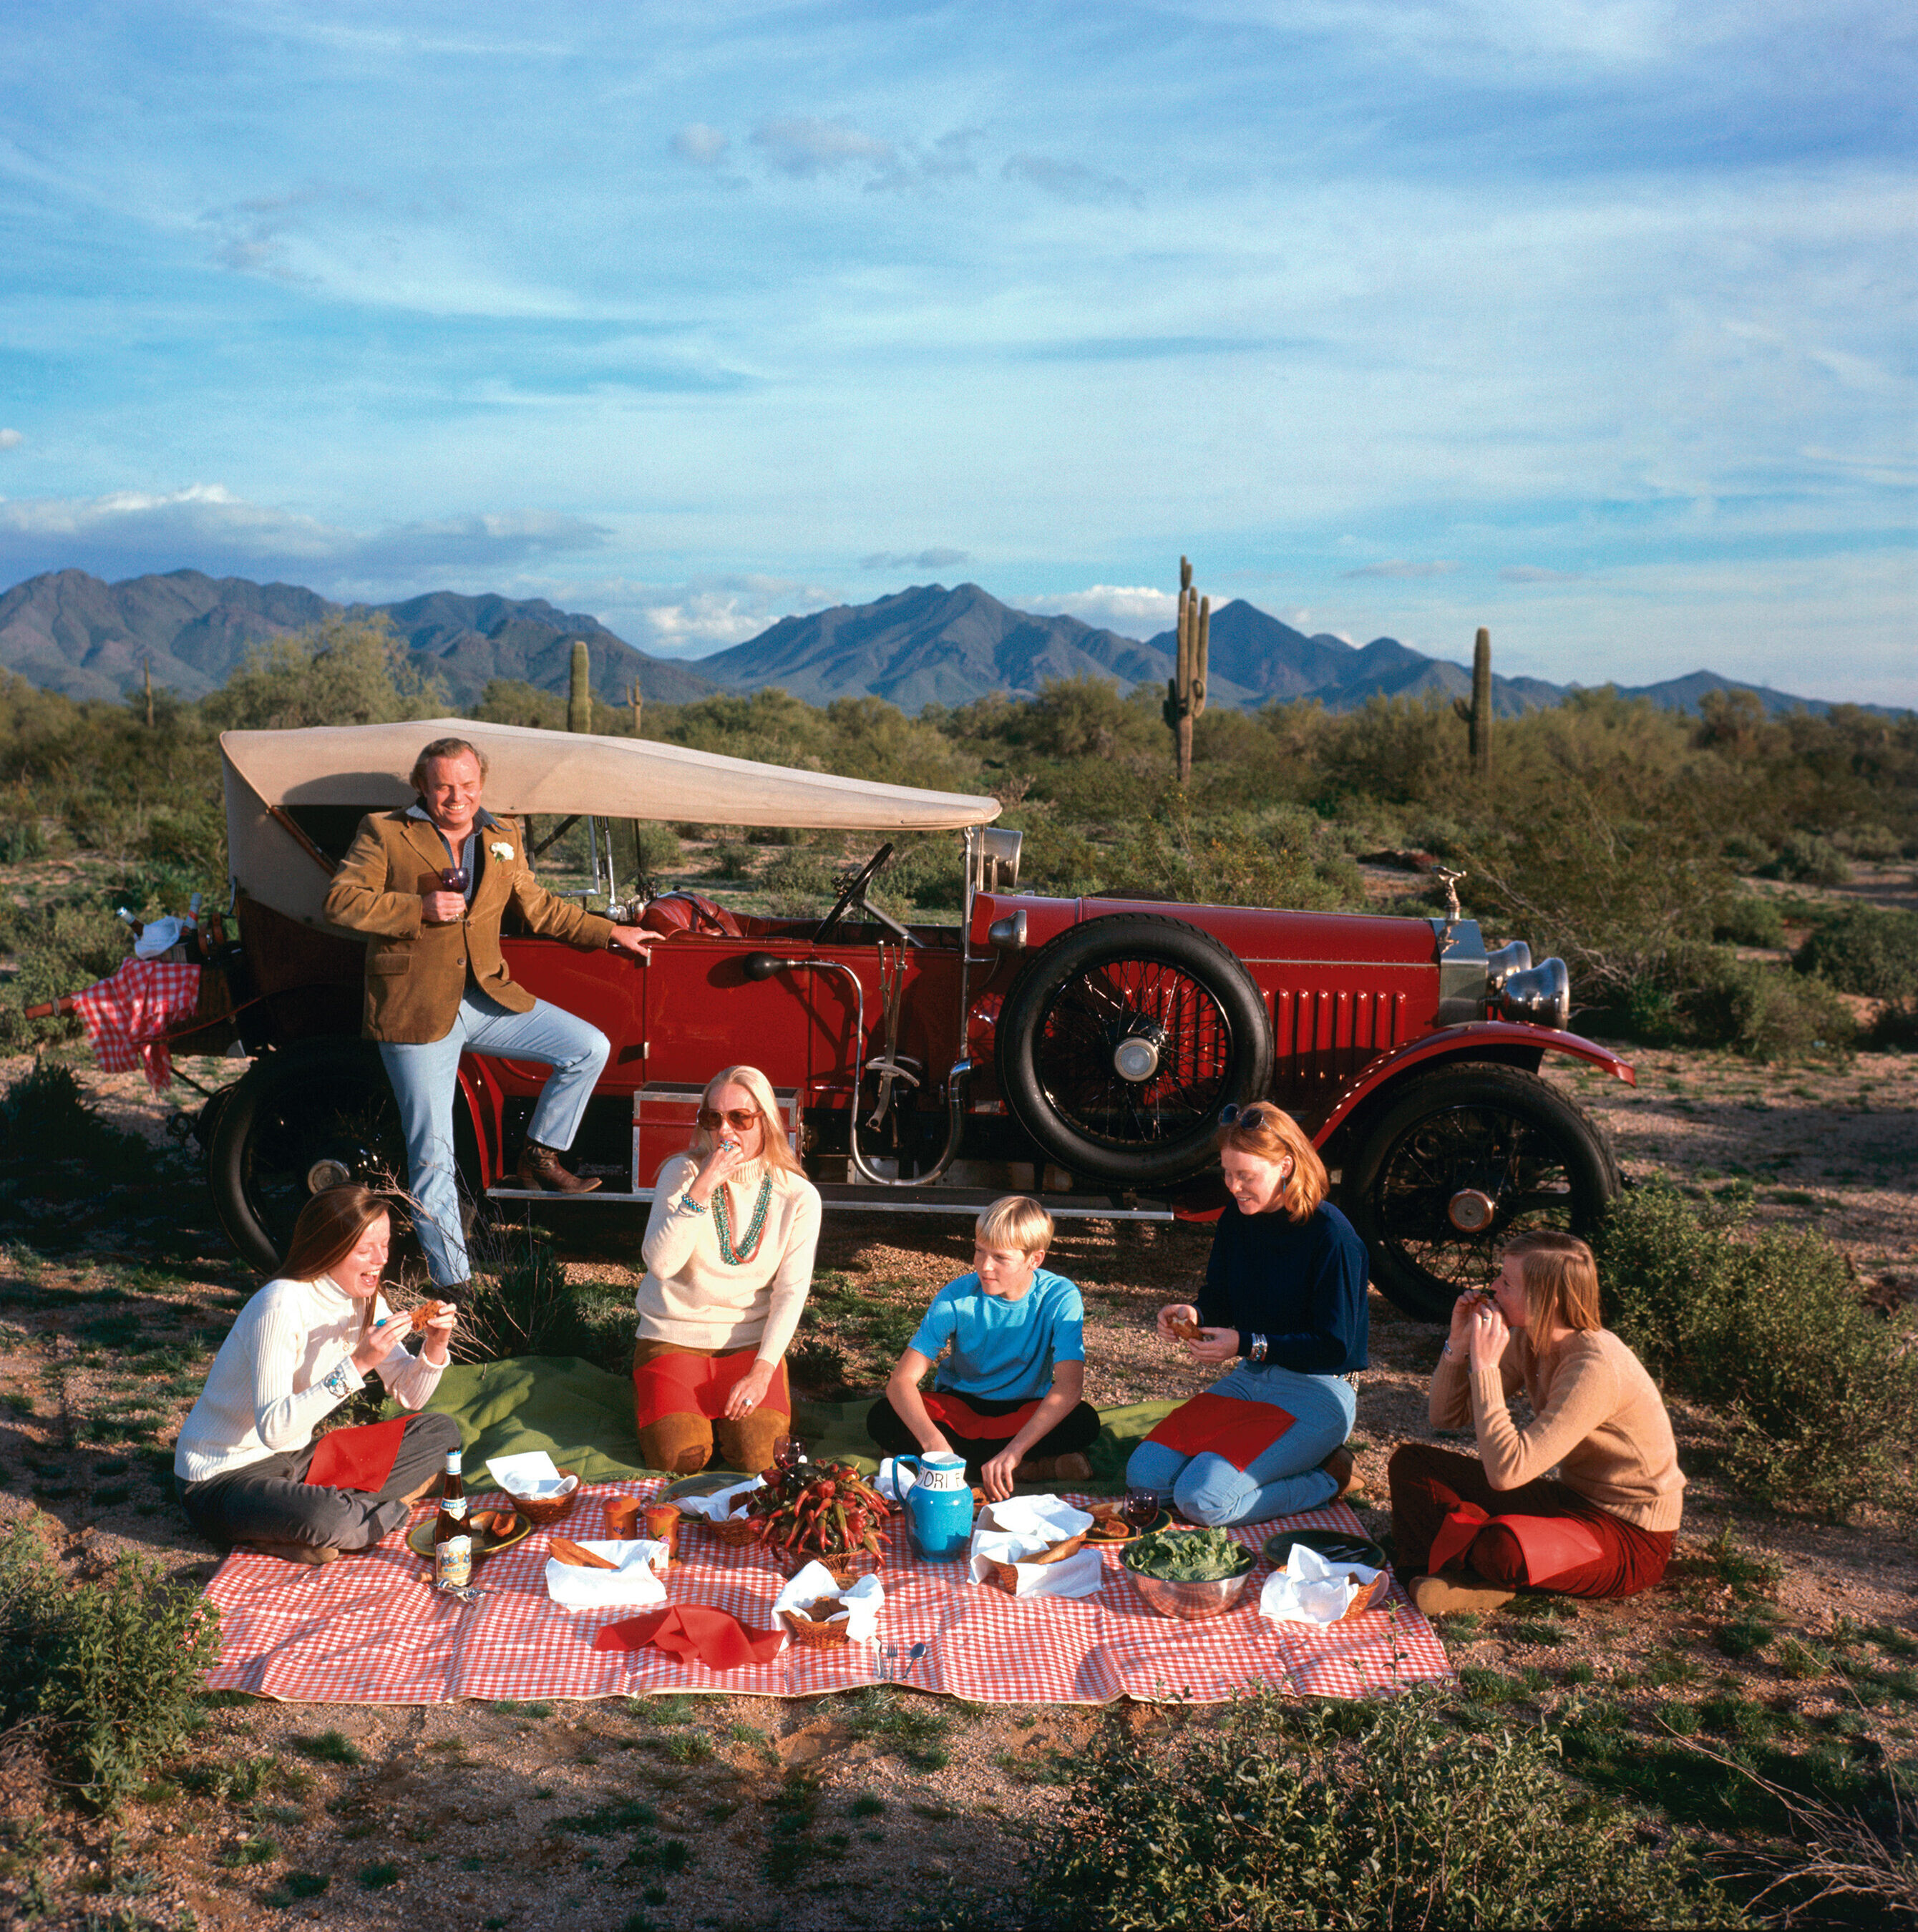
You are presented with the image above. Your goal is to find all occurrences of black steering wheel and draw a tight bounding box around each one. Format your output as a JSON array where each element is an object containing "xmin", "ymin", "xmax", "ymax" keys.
[{"xmin": 814, "ymin": 843, "xmax": 894, "ymax": 943}]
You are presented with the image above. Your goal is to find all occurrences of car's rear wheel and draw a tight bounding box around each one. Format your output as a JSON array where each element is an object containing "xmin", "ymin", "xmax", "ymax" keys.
[
  {"xmin": 997, "ymin": 914, "xmax": 1273, "ymax": 1186},
  {"xmin": 1344, "ymin": 1063, "xmax": 1620, "ymax": 1322},
  {"xmin": 208, "ymin": 1038, "xmax": 412, "ymax": 1274}
]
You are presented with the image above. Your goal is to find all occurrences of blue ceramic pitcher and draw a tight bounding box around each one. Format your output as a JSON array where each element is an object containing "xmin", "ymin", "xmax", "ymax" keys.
[{"xmin": 899, "ymin": 1452, "xmax": 973, "ymax": 1561}]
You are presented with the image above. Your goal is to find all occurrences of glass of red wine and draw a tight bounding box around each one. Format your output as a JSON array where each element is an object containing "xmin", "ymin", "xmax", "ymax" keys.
[
  {"xmin": 1123, "ymin": 1486, "xmax": 1160, "ymax": 1533},
  {"xmin": 439, "ymin": 865, "xmax": 470, "ymax": 895}
]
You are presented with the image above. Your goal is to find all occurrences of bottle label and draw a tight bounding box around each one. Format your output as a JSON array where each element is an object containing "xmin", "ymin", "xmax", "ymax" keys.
[
  {"xmin": 442, "ymin": 1496, "xmax": 468, "ymax": 1522},
  {"xmin": 435, "ymin": 1535, "xmax": 473, "ymax": 1589}
]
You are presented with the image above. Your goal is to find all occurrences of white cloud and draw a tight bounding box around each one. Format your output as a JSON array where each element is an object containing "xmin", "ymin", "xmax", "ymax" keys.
[
  {"xmin": 1010, "ymin": 585, "xmax": 1177, "ymax": 637},
  {"xmin": 1499, "ymin": 565, "xmax": 1584, "ymax": 583},
  {"xmin": 753, "ymin": 118, "xmax": 897, "ymax": 179},
  {"xmin": 531, "ymin": 574, "xmax": 847, "ymax": 660},
  {"xmin": 858, "ymin": 547, "xmax": 969, "ymax": 570},
  {"xmin": 672, "ymin": 124, "xmax": 730, "ymax": 167},
  {"xmin": 0, "ymin": 430, "xmax": 21, "ymax": 451},
  {"xmin": 1342, "ymin": 560, "xmax": 1460, "ymax": 580}
]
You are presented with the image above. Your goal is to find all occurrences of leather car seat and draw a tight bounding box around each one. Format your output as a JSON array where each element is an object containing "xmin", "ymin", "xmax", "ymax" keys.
[{"xmin": 638, "ymin": 892, "xmax": 747, "ymax": 940}]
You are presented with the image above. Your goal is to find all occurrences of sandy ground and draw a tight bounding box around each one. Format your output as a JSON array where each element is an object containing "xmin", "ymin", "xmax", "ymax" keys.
[{"xmin": 1, "ymin": 1033, "xmax": 1914, "ymax": 1930}]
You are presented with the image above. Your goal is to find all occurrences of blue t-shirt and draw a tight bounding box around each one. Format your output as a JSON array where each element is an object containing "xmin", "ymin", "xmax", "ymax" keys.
[{"xmin": 907, "ymin": 1267, "xmax": 1086, "ymax": 1402}]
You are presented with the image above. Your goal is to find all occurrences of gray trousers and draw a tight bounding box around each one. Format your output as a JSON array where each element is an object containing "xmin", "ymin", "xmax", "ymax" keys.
[{"xmin": 176, "ymin": 1410, "xmax": 462, "ymax": 1553}]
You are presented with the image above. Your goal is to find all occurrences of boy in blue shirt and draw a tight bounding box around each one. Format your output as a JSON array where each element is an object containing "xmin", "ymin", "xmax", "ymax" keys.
[{"xmin": 866, "ymin": 1196, "xmax": 1101, "ymax": 1501}]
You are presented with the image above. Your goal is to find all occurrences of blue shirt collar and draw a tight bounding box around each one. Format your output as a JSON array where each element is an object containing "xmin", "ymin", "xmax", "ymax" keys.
[{"xmin": 407, "ymin": 804, "xmax": 498, "ymax": 830}]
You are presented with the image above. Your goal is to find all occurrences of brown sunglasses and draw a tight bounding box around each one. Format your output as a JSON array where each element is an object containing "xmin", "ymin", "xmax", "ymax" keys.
[{"xmin": 698, "ymin": 1106, "xmax": 762, "ymax": 1130}]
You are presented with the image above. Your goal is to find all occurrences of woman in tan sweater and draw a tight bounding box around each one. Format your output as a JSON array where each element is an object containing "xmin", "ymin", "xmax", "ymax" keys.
[
  {"xmin": 1388, "ymin": 1229, "xmax": 1684, "ymax": 1616},
  {"xmin": 633, "ymin": 1064, "xmax": 822, "ymax": 1475}
]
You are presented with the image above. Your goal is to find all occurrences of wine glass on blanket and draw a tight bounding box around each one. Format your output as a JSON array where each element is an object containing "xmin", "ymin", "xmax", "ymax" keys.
[{"xmin": 1124, "ymin": 1487, "xmax": 1160, "ymax": 1533}]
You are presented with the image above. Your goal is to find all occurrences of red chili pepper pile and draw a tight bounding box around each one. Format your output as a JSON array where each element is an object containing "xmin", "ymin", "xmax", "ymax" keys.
[{"xmin": 742, "ymin": 1458, "xmax": 891, "ymax": 1562}]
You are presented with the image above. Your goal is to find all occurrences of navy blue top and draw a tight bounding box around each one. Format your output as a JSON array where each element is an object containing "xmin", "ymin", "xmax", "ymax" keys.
[{"xmin": 1194, "ymin": 1199, "xmax": 1368, "ymax": 1375}]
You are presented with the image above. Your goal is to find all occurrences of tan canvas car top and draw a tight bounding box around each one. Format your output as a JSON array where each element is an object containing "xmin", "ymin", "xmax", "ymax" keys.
[{"xmin": 220, "ymin": 718, "xmax": 1001, "ymax": 927}]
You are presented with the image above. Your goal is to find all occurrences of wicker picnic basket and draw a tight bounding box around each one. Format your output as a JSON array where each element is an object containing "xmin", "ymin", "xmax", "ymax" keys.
[
  {"xmin": 779, "ymin": 1597, "xmax": 852, "ymax": 1649},
  {"xmin": 978, "ymin": 1531, "xmax": 1089, "ymax": 1596},
  {"xmin": 700, "ymin": 1496, "xmax": 764, "ymax": 1546},
  {"xmin": 510, "ymin": 1470, "xmax": 580, "ymax": 1528}
]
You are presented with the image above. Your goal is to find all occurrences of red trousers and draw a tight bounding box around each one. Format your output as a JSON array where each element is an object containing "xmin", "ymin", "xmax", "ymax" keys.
[{"xmin": 1388, "ymin": 1443, "xmax": 1673, "ymax": 1600}]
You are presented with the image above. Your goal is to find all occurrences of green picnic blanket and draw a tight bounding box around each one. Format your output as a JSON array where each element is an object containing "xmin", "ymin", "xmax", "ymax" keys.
[{"xmin": 394, "ymin": 1356, "xmax": 1179, "ymax": 1492}]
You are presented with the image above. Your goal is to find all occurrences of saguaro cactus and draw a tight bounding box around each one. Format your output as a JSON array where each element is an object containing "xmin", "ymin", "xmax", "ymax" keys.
[
  {"xmin": 1452, "ymin": 625, "xmax": 1492, "ymax": 783},
  {"xmin": 568, "ymin": 639, "xmax": 593, "ymax": 734},
  {"xmin": 1162, "ymin": 555, "xmax": 1209, "ymax": 786},
  {"xmin": 628, "ymin": 680, "xmax": 643, "ymax": 737}
]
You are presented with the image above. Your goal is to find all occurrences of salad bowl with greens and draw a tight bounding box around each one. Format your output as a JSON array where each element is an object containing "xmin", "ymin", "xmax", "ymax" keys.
[{"xmin": 1121, "ymin": 1526, "xmax": 1257, "ymax": 1621}]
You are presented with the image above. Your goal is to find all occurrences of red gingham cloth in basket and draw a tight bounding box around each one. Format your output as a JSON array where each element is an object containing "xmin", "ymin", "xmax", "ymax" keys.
[
  {"xmin": 69, "ymin": 958, "xmax": 200, "ymax": 1091},
  {"xmin": 201, "ymin": 1480, "xmax": 1454, "ymax": 1707}
]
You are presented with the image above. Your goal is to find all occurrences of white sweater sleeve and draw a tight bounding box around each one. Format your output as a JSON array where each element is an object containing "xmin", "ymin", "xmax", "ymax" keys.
[
  {"xmin": 252, "ymin": 1290, "xmax": 364, "ymax": 1450},
  {"xmin": 638, "ymin": 1156, "xmax": 704, "ymax": 1286},
  {"xmin": 755, "ymin": 1184, "xmax": 822, "ymax": 1364}
]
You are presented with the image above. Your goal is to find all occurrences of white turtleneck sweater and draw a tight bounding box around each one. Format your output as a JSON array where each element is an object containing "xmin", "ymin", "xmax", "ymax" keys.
[{"xmin": 173, "ymin": 1275, "xmax": 447, "ymax": 1484}]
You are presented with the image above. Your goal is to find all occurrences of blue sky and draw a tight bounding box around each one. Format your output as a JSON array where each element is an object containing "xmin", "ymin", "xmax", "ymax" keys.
[{"xmin": 0, "ymin": 1, "xmax": 1912, "ymax": 703}]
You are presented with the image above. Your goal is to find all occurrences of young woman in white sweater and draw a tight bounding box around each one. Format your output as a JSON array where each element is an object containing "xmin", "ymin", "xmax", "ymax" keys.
[
  {"xmin": 174, "ymin": 1186, "xmax": 460, "ymax": 1563},
  {"xmin": 633, "ymin": 1064, "xmax": 822, "ymax": 1474}
]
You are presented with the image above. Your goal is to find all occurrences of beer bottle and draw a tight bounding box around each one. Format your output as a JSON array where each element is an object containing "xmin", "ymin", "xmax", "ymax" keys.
[{"xmin": 432, "ymin": 1448, "xmax": 473, "ymax": 1590}]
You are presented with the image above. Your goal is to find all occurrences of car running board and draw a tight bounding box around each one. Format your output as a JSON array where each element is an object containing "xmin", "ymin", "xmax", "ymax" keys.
[{"xmin": 482, "ymin": 1180, "xmax": 1174, "ymax": 1221}]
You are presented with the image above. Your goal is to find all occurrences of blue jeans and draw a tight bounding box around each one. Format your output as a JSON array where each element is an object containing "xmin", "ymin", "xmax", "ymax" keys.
[
  {"xmin": 1125, "ymin": 1362, "xmax": 1357, "ymax": 1527},
  {"xmin": 379, "ymin": 990, "xmax": 609, "ymax": 1286}
]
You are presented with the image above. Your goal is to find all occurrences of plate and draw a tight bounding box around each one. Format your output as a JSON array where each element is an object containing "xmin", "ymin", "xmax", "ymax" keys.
[
  {"xmin": 658, "ymin": 1471, "xmax": 755, "ymax": 1502},
  {"xmin": 406, "ymin": 1511, "xmax": 532, "ymax": 1563},
  {"xmin": 1262, "ymin": 1528, "xmax": 1389, "ymax": 1572},
  {"xmin": 1084, "ymin": 1508, "xmax": 1172, "ymax": 1546}
]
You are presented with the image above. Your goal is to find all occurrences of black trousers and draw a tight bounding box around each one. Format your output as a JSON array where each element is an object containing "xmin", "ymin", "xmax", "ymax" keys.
[
  {"xmin": 864, "ymin": 1391, "xmax": 1102, "ymax": 1470},
  {"xmin": 177, "ymin": 1410, "xmax": 461, "ymax": 1553}
]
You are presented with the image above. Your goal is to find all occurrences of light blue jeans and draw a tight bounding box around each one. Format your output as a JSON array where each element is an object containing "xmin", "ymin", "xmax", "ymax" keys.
[
  {"xmin": 379, "ymin": 990, "xmax": 609, "ymax": 1286},
  {"xmin": 1125, "ymin": 1362, "xmax": 1357, "ymax": 1527}
]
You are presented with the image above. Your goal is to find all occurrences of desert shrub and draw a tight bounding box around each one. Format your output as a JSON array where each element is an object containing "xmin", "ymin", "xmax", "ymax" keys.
[
  {"xmin": 1711, "ymin": 893, "xmax": 1787, "ymax": 949},
  {"xmin": 1, "ymin": 1520, "xmax": 220, "ymax": 1808},
  {"xmin": 1031, "ymin": 1690, "xmax": 1740, "ymax": 1929},
  {"xmin": 1795, "ymin": 903, "xmax": 1918, "ymax": 1003},
  {"xmin": 0, "ymin": 816, "xmax": 47, "ymax": 863},
  {"xmin": 1102, "ymin": 799, "xmax": 1362, "ymax": 912},
  {"xmin": 140, "ymin": 797, "xmax": 227, "ymax": 879},
  {"xmin": 761, "ymin": 849, "xmax": 830, "ymax": 902},
  {"xmin": 1681, "ymin": 952, "xmax": 1857, "ymax": 1059},
  {"xmin": 747, "ymin": 823, "xmax": 805, "ymax": 845},
  {"xmin": 1836, "ymin": 821, "xmax": 1903, "ymax": 861},
  {"xmin": 0, "ymin": 899, "xmax": 127, "ymax": 1047},
  {"xmin": 874, "ymin": 838, "xmax": 966, "ymax": 911},
  {"xmin": 1597, "ymin": 1182, "xmax": 1917, "ymax": 1518},
  {"xmin": 1761, "ymin": 831, "xmax": 1849, "ymax": 887},
  {"xmin": 711, "ymin": 841, "xmax": 756, "ymax": 882},
  {"xmin": 0, "ymin": 1061, "xmax": 153, "ymax": 1180},
  {"xmin": 458, "ymin": 1224, "xmax": 580, "ymax": 1360}
]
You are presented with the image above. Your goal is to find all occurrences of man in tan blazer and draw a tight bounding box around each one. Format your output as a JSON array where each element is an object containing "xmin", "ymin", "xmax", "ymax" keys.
[{"xmin": 325, "ymin": 735, "xmax": 650, "ymax": 1296}]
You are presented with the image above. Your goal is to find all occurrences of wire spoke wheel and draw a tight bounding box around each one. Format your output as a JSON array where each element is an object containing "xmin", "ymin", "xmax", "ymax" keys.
[
  {"xmin": 998, "ymin": 914, "xmax": 1273, "ymax": 1186},
  {"xmin": 1345, "ymin": 1064, "xmax": 1619, "ymax": 1322}
]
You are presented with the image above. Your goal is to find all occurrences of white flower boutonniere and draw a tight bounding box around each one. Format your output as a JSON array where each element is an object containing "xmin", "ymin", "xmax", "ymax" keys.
[{"xmin": 489, "ymin": 841, "xmax": 514, "ymax": 862}]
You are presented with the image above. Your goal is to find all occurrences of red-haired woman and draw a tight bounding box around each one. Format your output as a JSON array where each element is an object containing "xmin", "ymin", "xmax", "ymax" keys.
[
  {"xmin": 174, "ymin": 1186, "xmax": 460, "ymax": 1564},
  {"xmin": 1127, "ymin": 1103, "xmax": 1368, "ymax": 1526},
  {"xmin": 1389, "ymin": 1230, "xmax": 1685, "ymax": 1615},
  {"xmin": 632, "ymin": 1065, "xmax": 822, "ymax": 1475}
]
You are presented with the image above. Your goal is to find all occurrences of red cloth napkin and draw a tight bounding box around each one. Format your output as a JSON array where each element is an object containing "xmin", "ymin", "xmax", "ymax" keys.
[
  {"xmin": 594, "ymin": 1604, "xmax": 784, "ymax": 1670},
  {"xmin": 303, "ymin": 1418, "xmax": 409, "ymax": 1493},
  {"xmin": 1428, "ymin": 1500, "xmax": 1491, "ymax": 1574},
  {"xmin": 1143, "ymin": 1392, "xmax": 1295, "ymax": 1469}
]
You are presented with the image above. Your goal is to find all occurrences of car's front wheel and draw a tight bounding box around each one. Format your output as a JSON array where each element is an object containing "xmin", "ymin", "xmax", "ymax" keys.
[{"xmin": 1343, "ymin": 1063, "xmax": 1620, "ymax": 1322}]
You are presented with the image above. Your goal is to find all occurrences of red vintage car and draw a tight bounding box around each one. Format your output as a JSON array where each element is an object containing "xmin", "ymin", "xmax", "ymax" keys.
[{"xmin": 185, "ymin": 718, "xmax": 1632, "ymax": 1319}]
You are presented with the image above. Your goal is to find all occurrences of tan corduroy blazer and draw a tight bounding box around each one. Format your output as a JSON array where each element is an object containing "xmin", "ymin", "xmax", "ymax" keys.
[{"xmin": 323, "ymin": 809, "xmax": 614, "ymax": 1043}]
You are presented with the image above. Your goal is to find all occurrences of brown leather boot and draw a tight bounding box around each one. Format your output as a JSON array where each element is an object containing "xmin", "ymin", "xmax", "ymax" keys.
[
  {"xmin": 517, "ymin": 1142, "xmax": 601, "ymax": 1194},
  {"xmin": 1320, "ymin": 1445, "xmax": 1363, "ymax": 1500},
  {"xmin": 240, "ymin": 1541, "xmax": 339, "ymax": 1567}
]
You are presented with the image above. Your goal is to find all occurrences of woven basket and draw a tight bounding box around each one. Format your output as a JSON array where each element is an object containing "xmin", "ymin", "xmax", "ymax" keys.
[
  {"xmin": 699, "ymin": 1503, "xmax": 764, "ymax": 1547},
  {"xmin": 780, "ymin": 1599, "xmax": 852, "ymax": 1649},
  {"xmin": 979, "ymin": 1531, "xmax": 1088, "ymax": 1596},
  {"xmin": 510, "ymin": 1470, "xmax": 580, "ymax": 1528}
]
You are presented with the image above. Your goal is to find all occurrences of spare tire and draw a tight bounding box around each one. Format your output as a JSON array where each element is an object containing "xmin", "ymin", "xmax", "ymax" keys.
[{"xmin": 996, "ymin": 914, "xmax": 1273, "ymax": 1186}]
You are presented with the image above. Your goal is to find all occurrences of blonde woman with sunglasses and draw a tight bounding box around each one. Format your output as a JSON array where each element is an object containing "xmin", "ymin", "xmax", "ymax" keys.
[{"xmin": 632, "ymin": 1065, "xmax": 821, "ymax": 1474}]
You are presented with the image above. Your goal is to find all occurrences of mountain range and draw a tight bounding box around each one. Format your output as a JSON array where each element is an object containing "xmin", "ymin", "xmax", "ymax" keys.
[{"xmin": 0, "ymin": 567, "xmax": 1887, "ymax": 721}]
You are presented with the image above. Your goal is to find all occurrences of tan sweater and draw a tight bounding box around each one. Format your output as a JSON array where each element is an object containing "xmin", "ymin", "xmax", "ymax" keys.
[
  {"xmin": 1431, "ymin": 1326, "xmax": 1685, "ymax": 1532},
  {"xmin": 636, "ymin": 1155, "xmax": 822, "ymax": 1362}
]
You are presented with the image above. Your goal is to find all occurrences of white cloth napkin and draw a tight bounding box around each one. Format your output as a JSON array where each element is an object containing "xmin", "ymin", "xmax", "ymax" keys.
[
  {"xmin": 771, "ymin": 1561, "xmax": 885, "ymax": 1644},
  {"xmin": 1258, "ymin": 1543, "xmax": 1388, "ymax": 1625},
  {"xmin": 973, "ymin": 1494, "xmax": 1094, "ymax": 1544},
  {"xmin": 969, "ymin": 1533, "xmax": 1106, "ymax": 1597},
  {"xmin": 486, "ymin": 1451, "xmax": 578, "ymax": 1501},
  {"xmin": 542, "ymin": 1538, "xmax": 671, "ymax": 1610},
  {"xmin": 671, "ymin": 1476, "xmax": 765, "ymax": 1523},
  {"xmin": 133, "ymin": 916, "xmax": 190, "ymax": 960}
]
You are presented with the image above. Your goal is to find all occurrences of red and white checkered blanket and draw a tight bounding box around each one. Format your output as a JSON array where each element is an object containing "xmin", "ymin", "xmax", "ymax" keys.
[
  {"xmin": 200, "ymin": 1480, "xmax": 1452, "ymax": 1706},
  {"xmin": 68, "ymin": 957, "xmax": 200, "ymax": 1092}
]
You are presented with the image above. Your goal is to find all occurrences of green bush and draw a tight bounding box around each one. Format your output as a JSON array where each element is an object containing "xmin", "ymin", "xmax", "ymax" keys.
[
  {"xmin": 1794, "ymin": 903, "xmax": 1918, "ymax": 1003},
  {"xmin": 1597, "ymin": 1182, "xmax": 1917, "ymax": 1519},
  {"xmin": 711, "ymin": 841, "xmax": 756, "ymax": 881},
  {"xmin": 1032, "ymin": 1690, "xmax": 1741, "ymax": 1929},
  {"xmin": 0, "ymin": 1061, "xmax": 154, "ymax": 1179},
  {"xmin": 1, "ymin": 1520, "xmax": 220, "ymax": 1808},
  {"xmin": 1761, "ymin": 831, "xmax": 1849, "ymax": 887},
  {"xmin": 760, "ymin": 849, "xmax": 830, "ymax": 902},
  {"xmin": 1711, "ymin": 893, "xmax": 1787, "ymax": 949},
  {"xmin": 873, "ymin": 837, "xmax": 967, "ymax": 911},
  {"xmin": 459, "ymin": 1224, "xmax": 581, "ymax": 1360},
  {"xmin": 1611, "ymin": 950, "xmax": 1854, "ymax": 1058},
  {"xmin": 1836, "ymin": 822, "xmax": 1902, "ymax": 862},
  {"xmin": 0, "ymin": 816, "xmax": 47, "ymax": 862}
]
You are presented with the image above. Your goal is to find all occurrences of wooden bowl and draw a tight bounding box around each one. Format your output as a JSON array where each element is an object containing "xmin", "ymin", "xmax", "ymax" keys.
[
  {"xmin": 506, "ymin": 1470, "xmax": 580, "ymax": 1528},
  {"xmin": 780, "ymin": 1598, "xmax": 852, "ymax": 1649}
]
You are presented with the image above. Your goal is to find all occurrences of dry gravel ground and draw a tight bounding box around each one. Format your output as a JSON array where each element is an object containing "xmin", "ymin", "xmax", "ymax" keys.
[{"xmin": 0, "ymin": 1042, "xmax": 1914, "ymax": 1930}]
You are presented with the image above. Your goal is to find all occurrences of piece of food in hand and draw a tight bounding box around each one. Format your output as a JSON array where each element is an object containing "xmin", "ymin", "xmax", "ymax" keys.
[
  {"xmin": 547, "ymin": 1536, "xmax": 617, "ymax": 1571},
  {"xmin": 1167, "ymin": 1314, "xmax": 1206, "ymax": 1342},
  {"xmin": 407, "ymin": 1298, "xmax": 452, "ymax": 1332}
]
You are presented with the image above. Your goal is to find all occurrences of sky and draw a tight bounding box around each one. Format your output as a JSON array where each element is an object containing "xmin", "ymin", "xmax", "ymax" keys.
[{"xmin": 0, "ymin": 1, "xmax": 1912, "ymax": 704}]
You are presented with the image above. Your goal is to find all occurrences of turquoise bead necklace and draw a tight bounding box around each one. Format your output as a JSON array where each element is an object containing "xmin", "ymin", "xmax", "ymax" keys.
[{"xmin": 714, "ymin": 1172, "xmax": 773, "ymax": 1265}]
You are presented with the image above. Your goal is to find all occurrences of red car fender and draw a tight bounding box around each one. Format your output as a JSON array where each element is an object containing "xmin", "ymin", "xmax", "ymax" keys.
[
  {"xmin": 1310, "ymin": 1023, "xmax": 1636, "ymax": 1151},
  {"xmin": 455, "ymin": 1052, "xmax": 510, "ymax": 1189}
]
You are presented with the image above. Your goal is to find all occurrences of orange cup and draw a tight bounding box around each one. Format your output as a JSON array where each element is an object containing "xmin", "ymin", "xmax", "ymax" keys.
[
  {"xmin": 642, "ymin": 1503, "xmax": 681, "ymax": 1560},
  {"xmin": 604, "ymin": 1496, "xmax": 641, "ymax": 1539}
]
